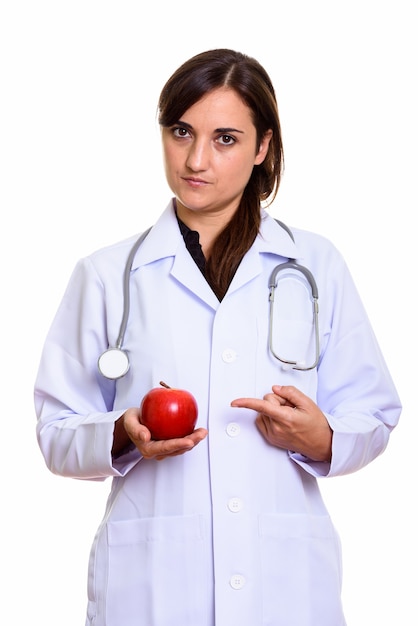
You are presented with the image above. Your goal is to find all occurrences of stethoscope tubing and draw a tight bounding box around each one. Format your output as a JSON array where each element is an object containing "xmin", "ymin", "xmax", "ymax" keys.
[
  {"xmin": 268, "ymin": 261, "xmax": 320, "ymax": 370},
  {"xmin": 117, "ymin": 227, "xmax": 152, "ymax": 350}
]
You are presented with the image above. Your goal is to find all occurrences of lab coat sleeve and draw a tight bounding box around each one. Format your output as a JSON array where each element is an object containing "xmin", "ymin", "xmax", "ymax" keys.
[
  {"xmin": 34, "ymin": 256, "xmax": 142, "ymax": 480},
  {"xmin": 290, "ymin": 245, "xmax": 401, "ymax": 478}
]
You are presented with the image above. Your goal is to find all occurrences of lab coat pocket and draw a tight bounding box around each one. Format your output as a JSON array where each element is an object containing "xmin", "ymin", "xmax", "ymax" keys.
[
  {"xmin": 259, "ymin": 513, "xmax": 345, "ymax": 626},
  {"xmin": 269, "ymin": 318, "xmax": 318, "ymax": 371},
  {"xmin": 103, "ymin": 514, "xmax": 210, "ymax": 625}
]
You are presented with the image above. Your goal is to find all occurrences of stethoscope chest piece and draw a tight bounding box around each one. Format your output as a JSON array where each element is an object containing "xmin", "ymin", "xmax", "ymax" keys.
[{"xmin": 98, "ymin": 347, "xmax": 130, "ymax": 380}]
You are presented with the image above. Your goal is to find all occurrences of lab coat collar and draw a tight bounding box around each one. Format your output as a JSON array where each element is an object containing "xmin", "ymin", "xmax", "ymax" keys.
[
  {"xmin": 128, "ymin": 200, "xmax": 302, "ymax": 308},
  {"xmin": 130, "ymin": 201, "xmax": 301, "ymax": 270},
  {"xmin": 223, "ymin": 211, "xmax": 300, "ymax": 297},
  {"xmin": 257, "ymin": 209, "xmax": 301, "ymax": 260},
  {"xmin": 130, "ymin": 201, "xmax": 186, "ymax": 269}
]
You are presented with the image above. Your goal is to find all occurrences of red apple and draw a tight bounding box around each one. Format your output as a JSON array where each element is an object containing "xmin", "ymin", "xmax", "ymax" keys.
[{"xmin": 139, "ymin": 381, "xmax": 198, "ymax": 440}]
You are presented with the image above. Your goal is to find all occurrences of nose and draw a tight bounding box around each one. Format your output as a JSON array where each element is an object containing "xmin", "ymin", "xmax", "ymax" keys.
[{"xmin": 186, "ymin": 139, "xmax": 209, "ymax": 172}]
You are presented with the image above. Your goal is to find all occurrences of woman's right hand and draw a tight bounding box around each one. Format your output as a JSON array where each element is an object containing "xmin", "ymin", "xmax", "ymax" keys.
[{"xmin": 116, "ymin": 408, "xmax": 208, "ymax": 461}]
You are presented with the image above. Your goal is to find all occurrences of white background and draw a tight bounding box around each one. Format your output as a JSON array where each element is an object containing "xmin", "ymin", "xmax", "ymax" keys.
[{"xmin": 1, "ymin": 1, "xmax": 416, "ymax": 624}]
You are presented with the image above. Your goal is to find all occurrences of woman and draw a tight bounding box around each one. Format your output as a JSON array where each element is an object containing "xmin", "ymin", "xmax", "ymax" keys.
[{"xmin": 35, "ymin": 49, "xmax": 401, "ymax": 625}]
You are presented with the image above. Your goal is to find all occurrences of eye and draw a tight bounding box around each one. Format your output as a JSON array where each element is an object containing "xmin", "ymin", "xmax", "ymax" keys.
[
  {"xmin": 172, "ymin": 126, "xmax": 191, "ymax": 139},
  {"xmin": 217, "ymin": 134, "xmax": 236, "ymax": 146}
]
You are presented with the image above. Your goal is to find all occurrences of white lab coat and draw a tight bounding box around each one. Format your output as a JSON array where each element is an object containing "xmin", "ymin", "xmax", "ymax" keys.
[{"xmin": 35, "ymin": 200, "xmax": 401, "ymax": 626}]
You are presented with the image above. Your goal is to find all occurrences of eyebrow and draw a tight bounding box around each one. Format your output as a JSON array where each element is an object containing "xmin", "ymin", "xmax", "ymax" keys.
[{"xmin": 176, "ymin": 120, "xmax": 245, "ymax": 134}]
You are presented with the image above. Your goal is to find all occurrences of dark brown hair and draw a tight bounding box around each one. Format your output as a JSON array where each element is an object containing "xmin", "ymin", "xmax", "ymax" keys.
[{"xmin": 158, "ymin": 49, "xmax": 284, "ymax": 299}]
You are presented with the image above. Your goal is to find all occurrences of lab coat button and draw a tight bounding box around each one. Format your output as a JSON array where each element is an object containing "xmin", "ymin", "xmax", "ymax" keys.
[
  {"xmin": 226, "ymin": 422, "xmax": 241, "ymax": 437},
  {"xmin": 228, "ymin": 497, "xmax": 243, "ymax": 512},
  {"xmin": 230, "ymin": 574, "xmax": 246, "ymax": 589},
  {"xmin": 222, "ymin": 348, "xmax": 237, "ymax": 363}
]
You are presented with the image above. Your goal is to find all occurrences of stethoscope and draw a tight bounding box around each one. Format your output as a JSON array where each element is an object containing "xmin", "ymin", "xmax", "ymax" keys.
[
  {"xmin": 268, "ymin": 261, "xmax": 319, "ymax": 371},
  {"xmin": 97, "ymin": 221, "xmax": 320, "ymax": 379}
]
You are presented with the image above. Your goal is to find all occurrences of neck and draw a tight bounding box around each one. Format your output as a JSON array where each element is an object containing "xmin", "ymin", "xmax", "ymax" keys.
[{"xmin": 175, "ymin": 203, "xmax": 236, "ymax": 258}]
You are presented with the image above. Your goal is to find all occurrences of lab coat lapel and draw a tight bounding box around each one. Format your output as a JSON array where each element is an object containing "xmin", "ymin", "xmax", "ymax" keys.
[
  {"xmin": 226, "ymin": 246, "xmax": 263, "ymax": 295},
  {"xmin": 130, "ymin": 202, "xmax": 220, "ymax": 309},
  {"xmin": 170, "ymin": 246, "xmax": 220, "ymax": 310}
]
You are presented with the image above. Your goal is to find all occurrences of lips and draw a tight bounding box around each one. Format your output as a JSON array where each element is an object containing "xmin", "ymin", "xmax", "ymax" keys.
[{"xmin": 182, "ymin": 176, "xmax": 209, "ymax": 187}]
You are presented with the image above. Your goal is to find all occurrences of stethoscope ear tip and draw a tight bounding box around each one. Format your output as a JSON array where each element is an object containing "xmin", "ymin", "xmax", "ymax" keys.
[{"xmin": 98, "ymin": 348, "xmax": 130, "ymax": 380}]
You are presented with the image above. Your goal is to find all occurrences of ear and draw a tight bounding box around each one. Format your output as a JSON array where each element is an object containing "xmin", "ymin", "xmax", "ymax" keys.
[{"xmin": 254, "ymin": 129, "xmax": 273, "ymax": 165}]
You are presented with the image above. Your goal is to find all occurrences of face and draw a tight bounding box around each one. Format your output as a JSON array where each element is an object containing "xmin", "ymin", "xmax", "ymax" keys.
[{"xmin": 161, "ymin": 87, "xmax": 272, "ymax": 224}]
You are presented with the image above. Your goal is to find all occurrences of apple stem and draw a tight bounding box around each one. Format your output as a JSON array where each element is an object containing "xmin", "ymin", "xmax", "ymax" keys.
[{"xmin": 159, "ymin": 381, "xmax": 171, "ymax": 389}]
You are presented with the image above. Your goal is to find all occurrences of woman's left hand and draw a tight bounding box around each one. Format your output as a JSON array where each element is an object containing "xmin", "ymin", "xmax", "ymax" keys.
[{"xmin": 231, "ymin": 384, "xmax": 332, "ymax": 462}]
